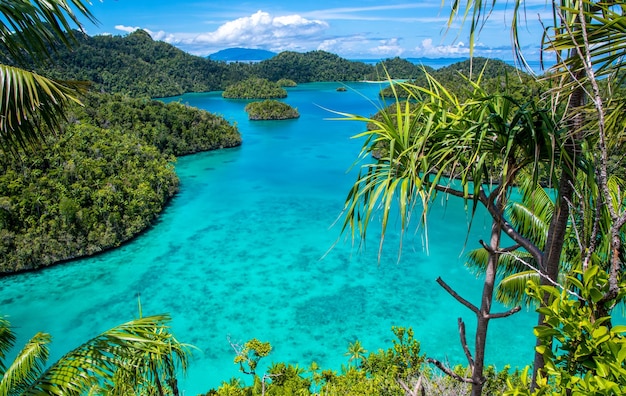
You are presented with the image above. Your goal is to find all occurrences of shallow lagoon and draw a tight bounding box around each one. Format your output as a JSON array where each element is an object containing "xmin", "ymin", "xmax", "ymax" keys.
[{"xmin": 0, "ymin": 82, "xmax": 537, "ymax": 394}]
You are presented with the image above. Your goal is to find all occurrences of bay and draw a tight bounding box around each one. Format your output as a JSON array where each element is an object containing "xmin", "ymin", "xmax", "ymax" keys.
[{"xmin": 0, "ymin": 82, "xmax": 536, "ymax": 394}]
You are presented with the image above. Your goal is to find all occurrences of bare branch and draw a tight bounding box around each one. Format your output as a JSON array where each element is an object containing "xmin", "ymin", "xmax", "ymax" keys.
[
  {"xmin": 397, "ymin": 376, "xmax": 424, "ymax": 396},
  {"xmin": 433, "ymin": 183, "xmax": 472, "ymax": 199},
  {"xmin": 582, "ymin": 179, "xmax": 603, "ymax": 271},
  {"xmin": 436, "ymin": 277, "xmax": 480, "ymax": 315},
  {"xmin": 488, "ymin": 306, "xmax": 522, "ymax": 319},
  {"xmin": 457, "ymin": 318, "xmax": 474, "ymax": 371},
  {"xmin": 427, "ymin": 358, "xmax": 474, "ymax": 384},
  {"xmin": 479, "ymin": 239, "xmax": 494, "ymax": 254},
  {"xmin": 501, "ymin": 244, "xmax": 522, "ymax": 254},
  {"xmin": 479, "ymin": 189, "xmax": 544, "ymax": 263}
]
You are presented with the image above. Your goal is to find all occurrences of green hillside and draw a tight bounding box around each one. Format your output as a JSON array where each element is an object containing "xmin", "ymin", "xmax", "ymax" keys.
[{"xmin": 0, "ymin": 93, "xmax": 241, "ymax": 273}]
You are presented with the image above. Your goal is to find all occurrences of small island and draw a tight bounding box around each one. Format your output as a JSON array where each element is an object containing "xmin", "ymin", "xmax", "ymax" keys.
[
  {"xmin": 245, "ymin": 100, "xmax": 300, "ymax": 120},
  {"xmin": 222, "ymin": 77, "xmax": 287, "ymax": 99},
  {"xmin": 277, "ymin": 78, "xmax": 297, "ymax": 87}
]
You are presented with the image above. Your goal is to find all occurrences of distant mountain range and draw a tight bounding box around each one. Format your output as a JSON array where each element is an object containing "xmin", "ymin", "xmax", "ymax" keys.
[
  {"xmin": 208, "ymin": 48, "xmax": 469, "ymax": 67},
  {"xmin": 208, "ymin": 48, "xmax": 277, "ymax": 62}
]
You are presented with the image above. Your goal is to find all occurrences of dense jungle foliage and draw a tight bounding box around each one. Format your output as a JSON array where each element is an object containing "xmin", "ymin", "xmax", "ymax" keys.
[
  {"xmin": 222, "ymin": 78, "xmax": 288, "ymax": 99},
  {"xmin": 77, "ymin": 93, "xmax": 241, "ymax": 155},
  {"xmin": 365, "ymin": 56, "xmax": 434, "ymax": 80},
  {"xmin": 17, "ymin": 29, "xmax": 537, "ymax": 100},
  {"xmin": 379, "ymin": 57, "xmax": 542, "ymax": 102},
  {"xmin": 26, "ymin": 29, "xmax": 240, "ymax": 98},
  {"xmin": 276, "ymin": 78, "xmax": 297, "ymax": 87},
  {"xmin": 0, "ymin": 93, "xmax": 241, "ymax": 273},
  {"xmin": 254, "ymin": 50, "xmax": 374, "ymax": 83},
  {"xmin": 245, "ymin": 100, "xmax": 300, "ymax": 120},
  {"xmin": 203, "ymin": 327, "xmax": 523, "ymax": 396},
  {"xmin": 15, "ymin": 31, "xmax": 374, "ymax": 98}
]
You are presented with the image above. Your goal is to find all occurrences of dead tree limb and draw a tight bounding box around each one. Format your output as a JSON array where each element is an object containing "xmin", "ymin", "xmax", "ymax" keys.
[{"xmin": 436, "ymin": 277, "xmax": 479, "ymax": 315}]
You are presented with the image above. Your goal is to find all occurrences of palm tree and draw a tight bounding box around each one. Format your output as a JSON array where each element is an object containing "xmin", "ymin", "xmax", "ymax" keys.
[
  {"xmin": 0, "ymin": 314, "xmax": 189, "ymax": 395},
  {"xmin": 337, "ymin": 0, "xmax": 625, "ymax": 390},
  {"xmin": 0, "ymin": 0, "xmax": 95, "ymax": 156},
  {"xmin": 338, "ymin": 68, "xmax": 565, "ymax": 395},
  {"xmin": 345, "ymin": 340, "xmax": 367, "ymax": 367},
  {"xmin": 449, "ymin": 0, "xmax": 626, "ymax": 385}
]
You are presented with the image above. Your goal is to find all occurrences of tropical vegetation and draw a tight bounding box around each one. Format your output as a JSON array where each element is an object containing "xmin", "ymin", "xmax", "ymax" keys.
[
  {"xmin": 378, "ymin": 58, "xmax": 542, "ymax": 101},
  {"xmin": 337, "ymin": 0, "xmax": 626, "ymax": 395},
  {"xmin": 4, "ymin": 29, "xmax": 238, "ymax": 98},
  {"xmin": 255, "ymin": 50, "xmax": 373, "ymax": 83},
  {"xmin": 245, "ymin": 100, "xmax": 300, "ymax": 120},
  {"xmin": 222, "ymin": 78, "xmax": 287, "ymax": 99},
  {"xmin": 204, "ymin": 327, "xmax": 524, "ymax": 395},
  {"xmin": 3, "ymin": 0, "xmax": 626, "ymax": 394},
  {"xmin": 366, "ymin": 56, "xmax": 433, "ymax": 80},
  {"xmin": 0, "ymin": 92, "xmax": 240, "ymax": 273},
  {"xmin": 0, "ymin": 313, "xmax": 190, "ymax": 395},
  {"xmin": 10, "ymin": 32, "xmax": 389, "ymax": 98},
  {"xmin": 276, "ymin": 78, "xmax": 297, "ymax": 87},
  {"xmin": 1, "ymin": 1, "xmax": 191, "ymax": 393}
]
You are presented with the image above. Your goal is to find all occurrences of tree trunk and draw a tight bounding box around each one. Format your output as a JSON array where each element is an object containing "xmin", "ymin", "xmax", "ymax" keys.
[
  {"xmin": 531, "ymin": 77, "xmax": 584, "ymax": 389},
  {"xmin": 471, "ymin": 197, "xmax": 503, "ymax": 396},
  {"xmin": 531, "ymin": 172, "xmax": 573, "ymax": 387}
]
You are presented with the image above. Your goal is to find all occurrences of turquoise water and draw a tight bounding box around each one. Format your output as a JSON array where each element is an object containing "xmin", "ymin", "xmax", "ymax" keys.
[{"xmin": 1, "ymin": 82, "xmax": 538, "ymax": 394}]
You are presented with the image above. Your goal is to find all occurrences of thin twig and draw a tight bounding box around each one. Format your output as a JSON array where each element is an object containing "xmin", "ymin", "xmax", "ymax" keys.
[
  {"xmin": 397, "ymin": 376, "xmax": 423, "ymax": 396},
  {"xmin": 488, "ymin": 306, "xmax": 522, "ymax": 319},
  {"xmin": 502, "ymin": 253, "xmax": 584, "ymax": 300},
  {"xmin": 479, "ymin": 188, "xmax": 544, "ymax": 263}
]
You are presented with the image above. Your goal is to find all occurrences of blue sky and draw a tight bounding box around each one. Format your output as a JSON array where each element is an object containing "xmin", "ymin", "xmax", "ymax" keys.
[{"xmin": 80, "ymin": 0, "xmax": 552, "ymax": 61}]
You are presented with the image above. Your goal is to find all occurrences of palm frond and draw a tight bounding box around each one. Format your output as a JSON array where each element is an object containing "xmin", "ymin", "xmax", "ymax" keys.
[
  {"xmin": 0, "ymin": 64, "xmax": 89, "ymax": 155},
  {"xmin": 23, "ymin": 315, "xmax": 190, "ymax": 396},
  {"xmin": 496, "ymin": 270, "xmax": 540, "ymax": 307},
  {"xmin": 546, "ymin": 1, "xmax": 626, "ymax": 84},
  {"xmin": 466, "ymin": 248, "xmax": 538, "ymax": 279},
  {"xmin": 0, "ymin": 332, "xmax": 51, "ymax": 396},
  {"xmin": 0, "ymin": 0, "xmax": 97, "ymax": 65},
  {"xmin": 0, "ymin": 316, "xmax": 17, "ymax": 374},
  {"xmin": 339, "ymin": 69, "xmax": 565, "ymax": 261},
  {"xmin": 506, "ymin": 182, "xmax": 554, "ymax": 249}
]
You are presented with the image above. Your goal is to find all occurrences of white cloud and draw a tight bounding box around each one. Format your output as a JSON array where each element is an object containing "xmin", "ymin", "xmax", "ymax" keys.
[
  {"xmin": 415, "ymin": 38, "xmax": 471, "ymax": 57},
  {"xmin": 117, "ymin": 11, "xmax": 329, "ymax": 56},
  {"xmin": 115, "ymin": 25, "xmax": 142, "ymax": 33},
  {"xmin": 197, "ymin": 11, "xmax": 328, "ymax": 46},
  {"xmin": 316, "ymin": 36, "xmax": 405, "ymax": 58},
  {"xmin": 370, "ymin": 38, "xmax": 404, "ymax": 57},
  {"xmin": 112, "ymin": 9, "xmax": 540, "ymax": 60}
]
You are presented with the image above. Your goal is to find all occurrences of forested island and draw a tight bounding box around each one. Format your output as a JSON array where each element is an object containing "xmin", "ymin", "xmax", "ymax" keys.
[
  {"xmin": 0, "ymin": 93, "xmax": 241, "ymax": 273},
  {"xmin": 245, "ymin": 100, "xmax": 300, "ymax": 120},
  {"xmin": 222, "ymin": 78, "xmax": 287, "ymax": 99}
]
